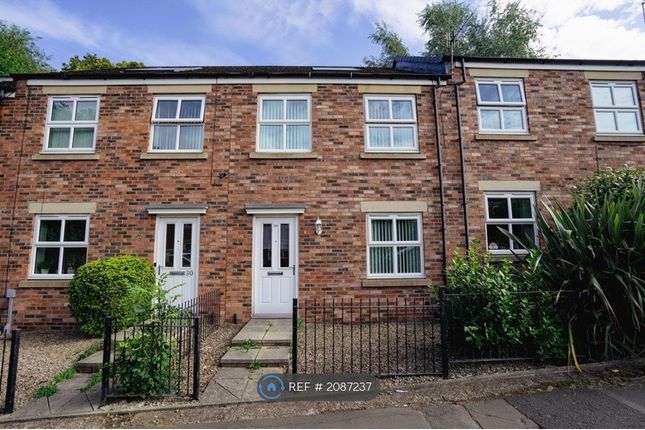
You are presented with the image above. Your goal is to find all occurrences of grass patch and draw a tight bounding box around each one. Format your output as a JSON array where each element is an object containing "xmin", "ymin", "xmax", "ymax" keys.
[
  {"xmin": 239, "ymin": 339, "xmax": 258, "ymax": 353},
  {"xmin": 82, "ymin": 369, "xmax": 102, "ymax": 392},
  {"xmin": 33, "ymin": 341, "xmax": 102, "ymax": 399}
]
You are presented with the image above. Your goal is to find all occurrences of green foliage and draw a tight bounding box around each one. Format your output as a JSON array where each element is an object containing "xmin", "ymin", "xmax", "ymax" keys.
[
  {"xmin": 575, "ymin": 166, "xmax": 645, "ymax": 205},
  {"xmin": 363, "ymin": 22, "xmax": 410, "ymax": 67},
  {"xmin": 111, "ymin": 276, "xmax": 183, "ymax": 398},
  {"xmin": 61, "ymin": 53, "xmax": 144, "ymax": 72},
  {"xmin": 0, "ymin": 20, "xmax": 51, "ymax": 74},
  {"xmin": 112, "ymin": 328, "xmax": 180, "ymax": 397},
  {"xmin": 446, "ymin": 243, "xmax": 565, "ymax": 360},
  {"xmin": 516, "ymin": 169, "xmax": 645, "ymax": 361},
  {"xmin": 249, "ymin": 360, "xmax": 262, "ymax": 371},
  {"xmin": 364, "ymin": 0, "xmax": 546, "ymax": 67},
  {"xmin": 33, "ymin": 366, "xmax": 76, "ymax": 398},
  {"xmin": 419, "ymin": 0, "xmax": 545, "ymax": 58},
  {"xmin": 68, "ymin": 255, "xmax": 157, "ymax": 336},
  {"xmin": 83, "ymin": 369, "xmax": 102, "ymax": 392},
  {"xmin": 239, "ymin": 339, "xmax": 257, "ymax": 352}
]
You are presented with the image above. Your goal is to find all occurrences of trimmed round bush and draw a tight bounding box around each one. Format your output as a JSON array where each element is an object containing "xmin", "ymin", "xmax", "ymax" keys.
[{"xmin": 69, "ymin": 255, "xmax": 156, "ymax": 336}]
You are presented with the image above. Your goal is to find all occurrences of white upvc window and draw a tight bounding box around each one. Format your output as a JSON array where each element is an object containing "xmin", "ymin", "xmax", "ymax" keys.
[
  {"xmin": 364, "ymin": 95, "xmax": 418, "ymax": 151},
  {"xmin": 257, "ymin": 94, "xmax": 312, "ymax": 152},
  {"xmin": 31, "ymin": 215, "xmax": 89, "ymax": 278},
  {"xmin": 44, "ymin": 96, "xmax": 99, "ymax": 152},
  {"xmin": 366, "ymin": 213, "xmax": 424, "ymax": 278},
  {"xmin": 150, "ymin": 96, "xmax": 205, "ymax": 152},
  {"xmin": 475, "ymin": 79, "xmax": 528, "ymax": 133},
  {"xmin": 590, "ymin": 81, "xmax": 643, "ymax": 134},
  {"xmin": 484, "ymin": 192, "xmax": 537, "ymax": 254}
]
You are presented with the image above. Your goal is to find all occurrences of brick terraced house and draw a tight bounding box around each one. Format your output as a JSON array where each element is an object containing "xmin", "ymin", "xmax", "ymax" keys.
[{"xmin": 0, "ymin": 56, "xmax": 643, "ymax": 329}]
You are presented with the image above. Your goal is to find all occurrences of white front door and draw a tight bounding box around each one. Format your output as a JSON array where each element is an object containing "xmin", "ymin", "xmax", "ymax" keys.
[
  {"xmin": 253, "ymin": 217, "xmax": 297, "ymax": 316},
  {"xmin": 155, "ymin": 217, "xmax": 199, "ymax": 303}
]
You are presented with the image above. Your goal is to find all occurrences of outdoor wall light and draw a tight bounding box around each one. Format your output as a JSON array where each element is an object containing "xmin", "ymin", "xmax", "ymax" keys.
[{"xmin": 315, "ymin": 217, "xmax": 322, "ymax": 235}]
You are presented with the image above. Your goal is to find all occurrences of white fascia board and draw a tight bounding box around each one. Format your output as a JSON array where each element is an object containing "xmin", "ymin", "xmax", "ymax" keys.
[
  {"xmin": 461, "ymin": 61, "xmax": 645, "ymax": 72},
  {"xmin": 27, "ymin": 78, "xmax": 444, "ymax": 86}
]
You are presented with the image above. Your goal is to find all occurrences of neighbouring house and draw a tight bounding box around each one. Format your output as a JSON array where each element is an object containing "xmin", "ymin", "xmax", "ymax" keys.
[{"xmin": 0, "ymin": 56, "xmax": 643, "ymax": 329}]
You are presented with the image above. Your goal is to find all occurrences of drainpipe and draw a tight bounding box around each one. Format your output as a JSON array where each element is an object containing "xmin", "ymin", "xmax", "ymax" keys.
[
  {"xmin": 4, "ymin": 83, "xmax": 31, "ymax": 296},
  {"xmin": 432, "ymin": 84, "xmax": 448, "ymax": 286},
  {"xmin": 453, "ymin": 59, "xmax": 470, "ymax": 249}
]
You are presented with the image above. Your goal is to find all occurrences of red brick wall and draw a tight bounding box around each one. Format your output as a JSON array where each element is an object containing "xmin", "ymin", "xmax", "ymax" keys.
[
  {"xmin": 445, "ymin": 67, "xmax": 645, "ymax": 256},
  {"xmin": 1, "ymin": 81, "xmax": 443, "ymax": 329},
  {"xmin": 1, "ymin": 68, "xmax": 643, "ymax": 330}
]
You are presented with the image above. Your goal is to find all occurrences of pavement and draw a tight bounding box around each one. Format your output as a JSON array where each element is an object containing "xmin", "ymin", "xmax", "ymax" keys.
[{"xmin": 187, "ymin": 382, "xmax": 645, "ymax": 429}]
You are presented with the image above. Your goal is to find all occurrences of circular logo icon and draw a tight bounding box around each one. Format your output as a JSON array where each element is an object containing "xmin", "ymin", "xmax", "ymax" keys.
[{"xmin": 257, "ymin": 373, "xmax": 285, "ymax": 401}]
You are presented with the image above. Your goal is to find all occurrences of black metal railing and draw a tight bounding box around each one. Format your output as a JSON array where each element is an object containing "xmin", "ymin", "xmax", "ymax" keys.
[
  {"xmin": 175, "ymin": 290, "xmax": 223, "ymax": 341},
  {"xmin": 0, "ymin": 330, "xmax": 20, "ymax": 414},
  {"xmin": 101, "ymin": 315, "xmax": 200, "ymax": 402},
  {"xmin": 292, "ymin": 290, "xmax": 448, "ymax": 377},
  {"xmin": 445, "ymin": 290, "xmax": 567, "ymax": 363}
]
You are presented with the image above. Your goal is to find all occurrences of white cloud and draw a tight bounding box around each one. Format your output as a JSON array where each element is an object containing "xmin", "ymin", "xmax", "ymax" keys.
[
  {"xmin": 189, "ymin": 0, "xmax": 346, "ymax": 63},
  {"xmin": 349, "ymin": 0, "xmax": 429, "ymax": 53},
  {"xmin": 0, "ymin": 0, "xmax": 248, "ymax": 66}
]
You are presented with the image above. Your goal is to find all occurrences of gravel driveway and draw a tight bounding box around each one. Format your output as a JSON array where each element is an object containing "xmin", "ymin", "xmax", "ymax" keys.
[{"xmin": 10, "ymin": 331, "xmax": 98, "ymax": 411}]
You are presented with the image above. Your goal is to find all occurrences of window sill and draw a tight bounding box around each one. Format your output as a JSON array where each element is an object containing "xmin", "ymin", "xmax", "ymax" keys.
[
  {"xmin": 32, "ymin": 153, "xmax": 99, "ymax": 161},
  {"xmin": 475, "ymin": 133, "xmax": 537, "ymax": 141},
  {"xmin": 359, "ymin": 152, "xmax": 426, "ymax": 160},
  {"xmin": 362, "ymin": 277, "xmax": 429, "ymax": 288},
  {"xmin": 19, "ymin": 279, "xmax": 71, "ymax": 288},
  {"xmin": 593, "ymin": 134, "xmax": 645, "ymax": 143},
  {"xmin": 489, "ymin": 253, "xmax": 528, "ymax": 262},
  {"xmin": 140, "ymin": 152, "xmax": 208, "ymax": 160},
  {"xmin": 249, "ymin": 152, "xmax": 318, "ymax": 159}
]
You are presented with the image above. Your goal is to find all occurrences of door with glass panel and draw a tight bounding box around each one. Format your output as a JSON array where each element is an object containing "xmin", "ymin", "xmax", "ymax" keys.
[
  {"xmin": 154, "ymin": 217, "xmax": 199, "ymax": 303},
  {"xmin": 253, "ymin": 217, "xmax": 297, "ymax": 316}
]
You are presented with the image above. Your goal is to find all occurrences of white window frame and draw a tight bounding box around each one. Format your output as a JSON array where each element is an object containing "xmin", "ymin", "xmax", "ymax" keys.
[
  {"xmin": 149, "ymin": 95, "xmax": 206, "ymax": 152},
  {"xmin": 364, "ymin": 95, "xmax": 418, "ymax": 152},
  {"xmin": 366, "ymin": 213, "xmax": 424, "ymax": 279},
  {"xmin": 44, "ymin": 95, "xmax": 100, "ymax": 152},
  {"xmin": 256, "ymin": 94, "xmax": 312, "ymax": 153},
  {"xmin": 484, "ymin": 192, "xmax": 538, "ymax": 255},
  {"xmin": 590, "ymin": 81, "xmax": 643, "ymax": 135},
  {"xmin": 30, "ymin": 214, "xmax": 90, "ymax": 279},
  {"xmin": 475, "ymin": 79, "xmax": 528, "ymax": 134}
]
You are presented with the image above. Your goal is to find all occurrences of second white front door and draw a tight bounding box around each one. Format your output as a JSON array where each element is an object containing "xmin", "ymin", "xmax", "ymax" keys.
[
  {"xmin": 253, "ymin": 217, "xmax": 297, "ymax": 316},
  {"xmin": 155, "ymin": 217, "xmax": 199, "ymax": 303}
]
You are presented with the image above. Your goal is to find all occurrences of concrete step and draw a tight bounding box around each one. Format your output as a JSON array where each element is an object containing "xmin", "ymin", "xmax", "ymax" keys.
[
  {"xmin": 231, "ymin": 318, "xmax": 291, "ymax": 347},
  {"xmin": 220, "ymin": 345, "xmax": 290, "ymax": 367},
  {"xmin": 76, "ymin": 350, "xmax": 104, "ymax": 373}
]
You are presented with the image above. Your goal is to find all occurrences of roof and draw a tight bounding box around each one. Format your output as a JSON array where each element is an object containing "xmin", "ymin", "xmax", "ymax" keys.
[
  {"xmin": 11, "ymin": 64, "xmax": 448, "ymax": 80},
  {"xmin": 451, "ymin": 55, "xmax": 645, "ymax": 68}
]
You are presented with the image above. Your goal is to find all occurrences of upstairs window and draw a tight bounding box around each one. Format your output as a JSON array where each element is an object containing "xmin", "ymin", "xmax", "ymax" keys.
[
  {"xmin": 364, "ymin": 95, "xmax": 418, "ymax": 151},
  {"xmin": 257, "ymin": 94, "xmax": 312, "ymax": 152},
  {"xmin": 484, "ymin": 192, "xmax": 537, "ymax": 254},
  {"xmin": 151, "ymin": 96, "xmax": 205, "ymax": 151},
  {"xmin": 367, "ymin": 214, "xmax": 424, "ymax": 278},
  {"xmin": 45, "ymin": 96, "xmax": 99, "ymax": 152},
  {"xmin": 476, "ymin": 79, "xmax": 527, "ymax": 133},
  {"xmin": 591, "ymin": 81, "xmax": 643, "ymax": 134},
  {"xmin": 32, "ymin": 215, "xmax": 89, "ymax": 277}
]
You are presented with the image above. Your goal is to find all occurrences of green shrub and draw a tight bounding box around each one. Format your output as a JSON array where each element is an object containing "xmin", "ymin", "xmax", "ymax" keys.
[
  {"xmin": 111, "ymin": 277, "xmax": 182, "ymax": 397},
  {"xmin": 112, "ymin": 327, "xmax": 180, "ymax": 397},
  {"xmin": 69, "ymin": 255, "xmax": 156, "ymax": 336},
  {"xmin": 445, "ymin": 243, "xmax": 565, "ymax": 360},
  {"xmin": 518, "ymin": 168, "xmax": 645, "ymax": 363}
]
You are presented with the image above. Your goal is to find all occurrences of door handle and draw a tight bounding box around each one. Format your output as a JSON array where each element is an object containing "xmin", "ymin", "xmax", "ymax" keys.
[
  {"xmin": 268, "ymin": 271, "xmax": 283, "ymax": 276},
  {"xmin": 290, "ymin": 265, "xmax": 296, "ymax": 276}
]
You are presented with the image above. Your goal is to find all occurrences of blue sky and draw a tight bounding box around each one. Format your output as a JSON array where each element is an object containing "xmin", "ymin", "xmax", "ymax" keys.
[{"xmin": 1, "ymin": 0, "xmax": 644, "ymax": 69}]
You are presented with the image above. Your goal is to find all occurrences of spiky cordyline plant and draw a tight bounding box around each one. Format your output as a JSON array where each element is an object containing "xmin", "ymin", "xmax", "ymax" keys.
[{"xmin": 507, "ymin": 176, "xmax": 645, "ymax": 369}]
